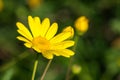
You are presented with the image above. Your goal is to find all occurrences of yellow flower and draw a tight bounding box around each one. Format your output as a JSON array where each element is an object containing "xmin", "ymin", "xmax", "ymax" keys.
[
  {"xmin": 27, "ymin": 0, "xmax": 42, "ymax": 9},
  {"xmin": 16, "ymin": 16, "xmax": 75, "ymax": 59},
  {"xmin": 0, "ymin": 0, "xmax": 3, "ymax": 12},
  {"xmin": 74, "ymin": 16, "xmax": 89, "ymax": 35},
  {"xmin": 72, "ymin": 64, "xmax": 82, "ymax": 74}
]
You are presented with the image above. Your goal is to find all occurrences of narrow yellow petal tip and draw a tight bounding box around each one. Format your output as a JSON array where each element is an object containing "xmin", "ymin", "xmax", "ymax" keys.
[
  {"xmin": 42, "ymin": 18, "xmax": 50, "ymax": 23},
  {"xmin": 16, "ymin": 22, "xmax": 21, "ymax": 28},
  {"xmin": 28, "ymin": 16, "xmax": 33, "ymax": 22},
  {"xmin": 16, "ymin": 22, "xmax": 19, "ymax": 26},
  {"xmin": 42, "ymin": 18, "xmax": 50, "ymax": 25},
  {"xmin": 71, "ymin": 51, "xmax": 75, "ymax": 56},
  {"xmin": 42, "ymin": 52, "xmax": 54, "ymax": 59},
  {"xmin": 44, "ymin": 18, "xmax": 49, "ymax": 20},
  {"xmin": 28, "ymin": 15, "xmax": 32, "ymax": 18},
  {"xmin": 24, "ymin": 43, "xmax": 32, "ymax": 48}
]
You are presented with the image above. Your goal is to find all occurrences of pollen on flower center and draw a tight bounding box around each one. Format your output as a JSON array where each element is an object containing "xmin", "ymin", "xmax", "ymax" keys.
[{"xmin": 32, "ymin": 36, "xmax": 50, "ymax": 51}]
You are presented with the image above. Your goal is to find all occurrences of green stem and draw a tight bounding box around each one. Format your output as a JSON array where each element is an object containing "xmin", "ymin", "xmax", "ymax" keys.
[
  {"xmin": 40, "ymin": 59, "xmax": 52, "ymax": 80},
  {"xmin": 65, "ymin": 34, "xmax": 79, "ymax": 80},
  {"xmin": 32, "ymin": 54, "xmax": 39, "ymax": 80},
  {"xmin": 65, "ymin": 58, "xmax": 73, "ymax": 80},
  {"xmin": 72, "ymin": 34, "xmax": 79, "ymax": 51}
]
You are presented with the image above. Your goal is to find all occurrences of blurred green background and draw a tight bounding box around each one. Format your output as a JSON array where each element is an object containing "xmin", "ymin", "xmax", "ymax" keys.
[{"xmin": 0, "ymin": 0, "xmax": 120, "ymax": 80}]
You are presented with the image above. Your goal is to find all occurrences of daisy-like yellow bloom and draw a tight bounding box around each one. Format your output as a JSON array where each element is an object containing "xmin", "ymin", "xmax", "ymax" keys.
[
  {"xmin": 74, "ymin": 16, "xmax": 89, "ymax": 35},
  {"xmin": 16, "ymin": 16, "xmax": 75, "ymax": 59}
]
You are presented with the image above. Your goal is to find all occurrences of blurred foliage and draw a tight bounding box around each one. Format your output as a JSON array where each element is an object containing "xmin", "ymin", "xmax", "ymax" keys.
[{"xmin": 0, "ymin": 0, "xmax": 120, "ymax": 80}]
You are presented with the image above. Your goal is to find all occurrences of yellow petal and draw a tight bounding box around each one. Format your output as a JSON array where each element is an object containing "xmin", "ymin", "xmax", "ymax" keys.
[
  {"xmin": 32, "ymin": 46, "xmax": 41, "ymax": 53},
  {"xmin": 41, "ymin": 18, "xmax": 50, "ymax": 37},
  {"xmin": 52, "ymin": 49, "xmax": 74, "ymax": 57},
  {"xmin": 24, "ymin": 43, "xmax": 32, "ymax": 48},
  {"xmin": 28, "ymin": 16, "xmax": 41, "ymax": 37},
  {"xmin": 16, "ymin": 22, "xmax": 33, "ymax": 40},
  {"xmin": 42, "ymin": 51, "xmax": 53, "ymax": 59},
  {"xmin": 51, "ymin": 40, "xmax": 75, "ymax": 50},
  {"xmin": 45, "ymin": 23, "xmax": 58, "ymax": 40},
  {"xmin": 17, "ymin": 30, "xmax": 33, "ymax": 41},
  {"xmin": 59, "ymin": 49, "xmax": 75, "ymax": 57},
  {"xmin": 63, "ymin": 26, "xmax": 74, "ymax": 38},
  {"xmin": 50, "ymin": 50, "xmax": 60, "ymax": 56},
  {"xmin": 50, "ymin": 32, "xmax": 72, "ymax": 44},
  {"xmin": 17, "ymin": 36, "xmax": 30, "ymax": 43},
  {"xmin": 17, "ymin": 36, "xmax": 32, "ymax": 48},
  {"xmin": 34, "ymin": 17, "xmax": 42, "ymax": 37}
]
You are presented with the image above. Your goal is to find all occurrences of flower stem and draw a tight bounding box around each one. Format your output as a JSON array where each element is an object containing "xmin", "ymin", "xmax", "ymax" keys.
[
  {"xmin": 32, "ymin": 54, "xmax": 39, "ymax": 80},
  {"xmin": 65, "ymin": 34, "xmax": 79, "ymax": 80},
  {"xmin": 40, "ymin": 59, "xmax": 52, "ymax": 80},
  {"xmin": 65, "ymin": 58, "xmax": 73, "ymax": 80}
]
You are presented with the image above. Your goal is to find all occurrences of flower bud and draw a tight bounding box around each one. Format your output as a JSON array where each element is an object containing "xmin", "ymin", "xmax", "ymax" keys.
[
  {"xmin": 74, "ymin": 16, "xmax": 89, "ymax": 35},
  {"xmin": 27, "ymin": 0, "xmax": 42, "ymax": 9},
  {"xmin": 0, "ymin": 0, "xmax": 3, "ymax": 12},
  {"xmin": 72, "ymin": 64, "xmax": 82, "ymax": 74}
]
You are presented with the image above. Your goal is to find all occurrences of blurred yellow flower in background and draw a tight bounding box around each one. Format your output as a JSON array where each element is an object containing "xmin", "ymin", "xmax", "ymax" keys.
[
  {"xmin": 16, "ymin": 16, "xmax": 75, "ymax": 59},
  {"xmin": 27, "ymin": 0, "xmax": 42, "ymax": 9},
  {"xmin": 74, "ymin": 16, "xmax": 89, "ymax": 35},
  {"xmin": 0, "ymin": 0, "xmax": 3, "ymax": 12},
  {"xmin": 72, "ymin": 64, "xmax": 82, "ymax": 74}
]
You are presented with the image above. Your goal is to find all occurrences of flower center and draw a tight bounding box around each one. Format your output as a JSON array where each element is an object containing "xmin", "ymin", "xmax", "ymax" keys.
[{"xmin": 32, "ymin": 36, "xmax": 50, "ymax": 51}]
